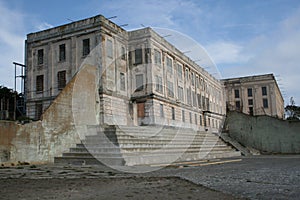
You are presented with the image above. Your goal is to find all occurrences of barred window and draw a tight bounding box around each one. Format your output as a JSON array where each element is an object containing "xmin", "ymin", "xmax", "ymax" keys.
[
  {"xmin": 135, "ymin": 74, "xmax": 144, "ymax": 91},
  {"xmin": 155, "ymin": 75, "xmax": 163, "ymax": 93},
  {"xmin": 177, "ymin": 63, "xmax": 183, "ymax": 79},
  {"xmin": 135, "ymin": 49, "xmax": 142, "ymax": 64},
  {"xmin": 36, "ymin": 75, "xmax": 44, "ymax": 93},
  {"xmin": 59, "ymin": 44, "xmax": 66, "ymax": 61},
  {"xmin": 166, "ymin": 56, "xmax": 173, "ymax": 74},
  {"xmin": 37, "ymin": 49, "xmax": 44, "ymax": 65},
  {"xmin": 82, "ymin": 39, "xmax": 90, "ymax": 56},
  {"xmin": 57, "ymin": 70, "xmax": 66, "ymax": 90},
  {"xmin": 154, "ymin": 49, "xmax": 161, "ymax": 66},
  {"xmin": 167, "ymin": 81, "xmax": 174, "ymax": 97}
]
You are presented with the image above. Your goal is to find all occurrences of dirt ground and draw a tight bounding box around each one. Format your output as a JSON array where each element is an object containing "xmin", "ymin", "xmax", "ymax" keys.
[{"xmin": 0, "ymin": 177, "xmax": 240, "ymax": 200}]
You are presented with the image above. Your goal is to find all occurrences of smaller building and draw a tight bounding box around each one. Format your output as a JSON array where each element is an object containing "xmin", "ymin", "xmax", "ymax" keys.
[{"xmin": 222, "ymin": 74, "xmax": 284, "ymax": 119}]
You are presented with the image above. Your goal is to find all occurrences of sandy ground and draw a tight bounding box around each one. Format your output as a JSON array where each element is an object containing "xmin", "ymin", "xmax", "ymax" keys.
[{"xmin": 0, "ymin": 177, "xmax": 239, "ymax": 200}]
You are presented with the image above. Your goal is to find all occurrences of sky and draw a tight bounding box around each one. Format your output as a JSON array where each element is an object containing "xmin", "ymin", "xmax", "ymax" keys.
[{"xmin": 1, "ymin": 0, "xmax": 300, "ymax": 105}]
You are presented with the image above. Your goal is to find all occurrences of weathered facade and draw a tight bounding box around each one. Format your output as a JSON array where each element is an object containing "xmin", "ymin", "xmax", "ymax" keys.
[
  {"xmin": 25, "ymin": 15, "xmax": 225, "ymax": 132},
  {"xmin": 222, "ymin": 74, "xmax": 284, "ymax": 119}
]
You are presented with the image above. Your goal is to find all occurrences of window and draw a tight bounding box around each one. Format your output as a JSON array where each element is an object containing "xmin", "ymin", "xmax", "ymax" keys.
[
  {"xmin": 189, "ymin": 112, "xmax": 192, "ymax": 124},
  {"xmin": 200, "ymin": 115, "xmax": 203, "ymax": 126},
  {"xmin": 121, "ymin": 46, "xmax": 126, "ymax": 60},
  {"xmin": 35, "ymin": 102, "xmax": 43, "ymax": 120},
  {"xmin": 185, "ymin": 68, "xmax": 189, "ymax": 82},
  {"xmin": 187, "ymin": 88, "xmax": 191, "ymax": 105},
  {"xmin": 59, "ymin": 44, "xmax": 66, "ymax": 62},
  {"xmin": 160, "ymin": 104, "xmax": 164, "ymax": 118},
  {"xmin": 249, "ymin": 107, "xmax": 254, "ymax": 115},
  {"xmin": 171, "ymin": 107, "xmax": 175, "ymax": 120},
  {"xmin": 82, "ymin": 39, "xmax": 90, "ymax": 57},
  {"xmin": 177, "ymin": 64, "xmax": 182, "ymax": 79},
  {"xmin": 57, "ymin": 71, "xmax": 66, "ymax": 90},
  {"xmin": 197, "ymin": 94, "xmax": 201, "ymax": 109},
  {"xmin": 235, "ymin": 101, "xmax": 241, "ymax": 110},
  {"xmin": 135, "ymin": 74, "xmax": 144, "ymax": 91},
  {"xmin": 263, "ymin": 98, "xmax": 268, "ymax": 108},
  {"xmin": 154, "ymin": 49, "xmax": 161, "ymax": 66},
  {"xmin": 120, "ymin": 73, "xmax": 125, "ymax": 91},
  {"xmin": 155, "ymin": 75, "xmax": 163, "ymax": 93},
  {"xmin": 167, "ymin": 81, "xmax": 174, "ymax": 97},
  {"xmin": 196, "ymin": 76, "xmax": 200, "ymax": 88},
  {"xmin": 178, "ymin": 86, "xmax": 184, "ymax": 101},
  {"xmin": 248, "ymin": 88, "xmax": 253, "ymax": 97},
  {"xmin": 191, "ymin": 72, "xmax": 195, "ymax": 86},
  {"xmin": 144, "ymin": 48, "xmax": 151, "ymax": 63},
  {"xmin": 36, "ymin": 75, "xmax": 44, "ymax": 93},
  {"xmin": 195, "ymin": 114, "xmax": 197, "ymax": 125},
  {"xmin": 182, "ymin": 110, "xmax": 185, "ymax": 122},
  {"xmin": 262, "ymin": 86, "xmax": 267, "ymax": 96},
  {"xmin": 166, "ymin": 57, "xmax": 173, "ymax": 74},
  {"xmin": 202, "ymin": 96, "xmax": 206, "ymax": 110},
  {"xmin": 248, "ymin": 99, "xmax": 253, "ymax": 106},
  {"xmin": 135, "ymin": 49, "xmax": 142, "ymax": 64},
  {"xmin": 107, "ymin": 39, "xmax": 113, "ymax": 58},
  {"xmin": 234, "ymin": 89, "xmax": 240, "ymax": 98},
  {"xmin": 192, "ymin": 92, "xmax": 197, "ymax": 107},
  {"xmin": 37, "ymin": 49, "xmax": 44, "ymax": 65}
]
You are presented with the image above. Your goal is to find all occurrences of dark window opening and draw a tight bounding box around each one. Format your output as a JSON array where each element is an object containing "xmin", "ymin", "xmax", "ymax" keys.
[
  {"xmin": 160, "ymin": 104, "xmax": 164, "ymax": 118},
  {"xmin": 36, "ymin": 75, "xmax": 44, "ymax": 93},
  {"xmin": 59, "ymin": 44, "xmax": 66, "ymax": 61},
  {"xmin": 262, "ymin": 86, "xmax": 267, "ymax": 96},
  {"xmin": 37, "ymin": 49, "xmax": 44, "ymax": 65},
  {"xmin": 120, "ymin": 73, "xmax": 125, "ymax": 91},
  {"xmin": 234, "ymin": 89, "xmax": 240, "ymax": 98},
  {"xmin": 247, "ymin": 88, "xmax": 253, "ymax": 97},
  {"xmin": 135, "ymin": 49, "xmax": 142, "ymax": 65},
  {"xmin": 57, "ymin": 71, "xmax": 66, "ymax": 90},
  {"xmin": 171, "ymin": 107, "xmax": 175, "ymax": 120},
  {"xmin": 263, "ymin": 98, "xmax": 268, "ymax": 108},
  {"xmin": 35, "ymin": 102, "xmax": 43, "ymax": 120},
  {"xmin": 235, "ymin": 101, "xmax": 241, "ymax": 110},
  {"xmin": 248, "ymin": 99, "xmax": 253, "ymax": 106},
  {"xmin": 144, "ymin": 48, "xmax": 151, "ymax": 63},
  {"xmin": 82, "ymin": 39, "xmax": 90, "ymax": 57}
]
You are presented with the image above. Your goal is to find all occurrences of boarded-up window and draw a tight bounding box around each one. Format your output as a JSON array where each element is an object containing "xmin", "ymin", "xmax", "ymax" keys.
[
  {"xmin": 59, "ymin": 44, "xmax": 66, "ymax": 61},
  {"xmin": 137, "ymin": 103, "xmax": 145, "ymax": 118},
  {"xmin": 37, "ymin": 49, "xmax": 44, "ymax": 65},
  {"xmin": 82, "ymin": 39, "xmax": 90, "ymax": 56},
  {"xmin": 36, "ymin": 75, "xmax": 44, "ymax": 93},
  {"xmin": 57, "ymin": 70, "xmax": 66, "ymax": 90}
]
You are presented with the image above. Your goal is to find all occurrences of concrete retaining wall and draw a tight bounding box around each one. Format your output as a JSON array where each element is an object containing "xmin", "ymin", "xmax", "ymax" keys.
[
  {"xmin": 0, "ymin": 64, "xmax": 98, "ymax": 164},
  {"xmin": 225, "ymin": 111, "xmax": 300, "ymax": 153}
]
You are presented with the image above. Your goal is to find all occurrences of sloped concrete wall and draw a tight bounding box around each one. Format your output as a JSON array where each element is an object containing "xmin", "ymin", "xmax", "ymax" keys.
[
  {"xmin": 225, "ymin": 111, "xmax": 300, "ymax": 153},
  {"xmin": 0, "ymin": 64, "xmax": 98, "ymax": 163}
]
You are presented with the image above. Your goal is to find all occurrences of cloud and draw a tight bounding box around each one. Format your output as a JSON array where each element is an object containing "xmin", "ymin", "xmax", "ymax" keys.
[
  {"xmin": 205, "ymin": 41, "xmax": 251, "ymax": 64},
  {"xmin": 36, "ymin": 22, "xmax": 53, "ymax": 31},
  {"xmin": 220, "ymin": 8, "xmax": 300, "ymax": 104},
  {"xmin": 0, "ymin": 1, "xmax": 26, "ymax": 89}
]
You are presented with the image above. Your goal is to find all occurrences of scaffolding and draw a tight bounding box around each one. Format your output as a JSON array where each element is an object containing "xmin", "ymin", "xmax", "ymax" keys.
[{"xmin": 13, "ymin": 62, "xmax": 26, "ymax": 120}]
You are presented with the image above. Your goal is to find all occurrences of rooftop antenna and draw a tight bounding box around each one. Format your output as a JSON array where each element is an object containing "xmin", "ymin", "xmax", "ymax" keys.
[
  {"xmin": 162, "ymin": 34, "xmax": 172, "ymax": 38},
  {"xmin": 107, "ymin": 16, "xmax": 117, "ymax": 20},
  {"xmin": 67, "ymin": 18, "xmax": 74, "ymax": 22},
  {"xmin": 141, "ymin": 24, "xmax": 146, "ymax": 27},
  {"xmin": 120, "ymin": 24, "xmax": 128, "ymax": 27}
]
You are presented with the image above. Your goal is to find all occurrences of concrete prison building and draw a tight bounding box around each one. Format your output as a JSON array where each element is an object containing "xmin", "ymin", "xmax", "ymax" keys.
[
  {"xmin": 222, "ymin": 74, "xmax": 284, "ymax": 119},
  {"xmin": 25, "ymin": 15, "xmax": 225, "ymax": 131}
]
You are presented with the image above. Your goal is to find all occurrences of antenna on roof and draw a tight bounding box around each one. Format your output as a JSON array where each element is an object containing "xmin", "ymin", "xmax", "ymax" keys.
[
  {"xmin": 141, "ymin": 24, "xmax": 146, "ymax": 27},
  {"xmin": 162, "ymin": 34, "xmax": 172, "ymax": 38},
  {"xmin": 67, "ymin": 18, "xmax": 74, "ymax": 22},
  {"xmin": 120, "ymin": 24, "xmax": 128, "ymax": 27},
  {"xmin": 107, "ymin": 16, "xmax": 117, "ymax": 20}
]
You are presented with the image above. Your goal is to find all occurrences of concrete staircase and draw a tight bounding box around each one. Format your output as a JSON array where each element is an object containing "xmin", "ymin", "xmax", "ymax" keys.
[{"xmin": 54, "ymin": 125, "xmax": 241, "ymax": 166}]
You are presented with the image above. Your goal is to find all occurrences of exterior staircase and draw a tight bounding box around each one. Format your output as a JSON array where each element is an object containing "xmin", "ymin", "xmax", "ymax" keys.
[{"xmin": 54, "ymin": 125, "xmax": 241, "ymax": 166}]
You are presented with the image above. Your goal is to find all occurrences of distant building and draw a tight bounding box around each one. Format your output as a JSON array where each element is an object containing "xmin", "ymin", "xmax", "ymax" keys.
[
  {"xmin": 222, "ymin": 74, "xmax": 284, "ymax": 119},
  {"xmin": 25, "ymin": 15, "xmax": 225, "ymax": 131}
]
